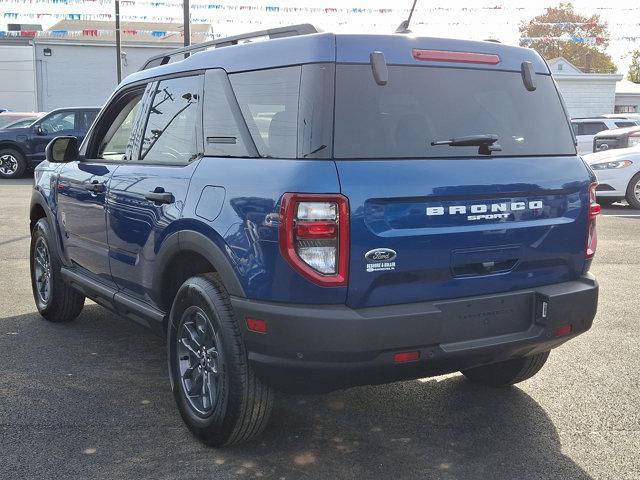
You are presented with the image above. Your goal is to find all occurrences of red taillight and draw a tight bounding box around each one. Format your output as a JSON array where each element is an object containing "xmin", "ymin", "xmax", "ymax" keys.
[
  {"xmin": 555, "ymin": 324, "xmax": 573, "ymax": 337},
  {"xmin": 246, "ymin": 318, "xmax": 268, "ymax": 334},
  {"xmin": 279, "ymin": 193, "xmax": 349, "ymax": 287},
  {"xmin": 393, "ymin": 351, "xmax": 421, "ymax": 363},
  {"xmin": 412, "ymin": 49, "xmax": 500, "ymax": 65},
  {"xmin": 586, "ymin": 182, "xmax": 600, "ymax": 259}
]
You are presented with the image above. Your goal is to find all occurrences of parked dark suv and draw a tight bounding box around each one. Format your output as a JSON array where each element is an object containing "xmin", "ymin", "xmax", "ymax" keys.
[
  {"xmin": 0, "ymin": 107, "xmax": 99, "ymax": 178},
  {"xmin": 29, "ymin": 25, "xmax": 599, "ymax": 447}
]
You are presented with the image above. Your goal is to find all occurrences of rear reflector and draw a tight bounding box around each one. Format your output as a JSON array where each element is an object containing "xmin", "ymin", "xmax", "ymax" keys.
[
  {"xmin": 246, "ymin": 318, "xmax": 268, "ymax": 334},
  {"xmin": 412, "ymin": 49, "xmax": 500, "ymax": 65},
  {"xmin": 586, "ymin": 182, "xmax": 600, "ymax": 259},
  {"xmin": 555, "ymin": 324, "xmax": 573, "ymax": 337},
  {"xmin": 393, "ymin": 351, "xmax": 420, "ymax": 363}
]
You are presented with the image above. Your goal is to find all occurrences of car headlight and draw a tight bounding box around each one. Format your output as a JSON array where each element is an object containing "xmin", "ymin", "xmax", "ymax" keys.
[
  {"xmin": 591, "ymin": 160, "xmax": 633, "ymax": 170},
  {"xmin": 629, "ymin": 137, "xmax": 640, "ymax": 148}
]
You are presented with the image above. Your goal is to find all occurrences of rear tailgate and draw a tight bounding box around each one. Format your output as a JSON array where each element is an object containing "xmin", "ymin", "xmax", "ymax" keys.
[
  {"xmin": 332, "ymin": 38, "xmax": 591, "ymax": 309},
  {"xmin": 337, "ymin": 157, "xmax": 590, "ymax": 308}
]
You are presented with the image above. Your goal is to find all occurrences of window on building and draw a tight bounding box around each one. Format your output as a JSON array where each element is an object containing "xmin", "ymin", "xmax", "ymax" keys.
[
  {"xmin": 140, "ymin": 75, "xmax": 202, "ymax": 164},
  {"xmin": 614, "ymin": 105, "xmax": 638, "ymax": 114}
]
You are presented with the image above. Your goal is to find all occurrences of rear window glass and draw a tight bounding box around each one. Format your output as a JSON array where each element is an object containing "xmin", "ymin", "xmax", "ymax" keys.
[
  {"xmin": 333, "ymin": 65, "xmax": 576, "ymax": 158},
  {"xmin": 578, "ymin": 122, "xmax": 607, "ymax": 136}
]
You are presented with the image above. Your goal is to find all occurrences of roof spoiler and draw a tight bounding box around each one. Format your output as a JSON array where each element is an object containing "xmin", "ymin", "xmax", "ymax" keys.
[{"xmin": 140, "ymin": 23, "xmax": 319, "ymax": 71}]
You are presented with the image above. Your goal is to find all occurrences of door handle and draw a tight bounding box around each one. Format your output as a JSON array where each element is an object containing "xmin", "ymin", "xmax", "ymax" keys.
[
  {"xmin": 144, "ymin": 189, "xmax": 175, "ymax": 205},
  {"xmin": 85, "ymin": 181, "xmax": 105, "ymax": 193}
]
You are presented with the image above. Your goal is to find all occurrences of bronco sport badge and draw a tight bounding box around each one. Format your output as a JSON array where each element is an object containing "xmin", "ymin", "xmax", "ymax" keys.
[{"xmin": 426, "ymin": 201, "xmax": 543, "ymax": 221}]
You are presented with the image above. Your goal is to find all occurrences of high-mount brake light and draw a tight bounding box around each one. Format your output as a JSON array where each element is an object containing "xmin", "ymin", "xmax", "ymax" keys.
[
  {"xmin": 412, "ymin": 49, "xmax": 500, "ymax": 65},
  {"xmin": 586, "ymin": 182, "xmax": 600, "ymax": 259},
  {"xmin": 279, "ymin": 193, "xmax": 349, "ymax": 287}
]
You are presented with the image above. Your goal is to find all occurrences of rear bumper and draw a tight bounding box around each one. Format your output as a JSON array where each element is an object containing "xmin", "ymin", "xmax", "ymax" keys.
[{"xmin": 231, "ymin": 274, "xmax": 598, "ymax": 392}]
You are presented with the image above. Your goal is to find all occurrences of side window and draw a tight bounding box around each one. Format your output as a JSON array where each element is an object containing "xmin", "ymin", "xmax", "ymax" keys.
[
  {"xmin": 230, "ymin": 66, "xmax": 301, "ymax": 159},
  {"xmin": 39, "ymin": 111, "xmax": 76, "ymax": 134},
  {"xmin": 140, "ymin": 75, "xmax": 202, "ymax": 164},
  {"xmin": 571, "ymin": 122, "xmax": 579, "ymax": 136},
  {"xmin": 202, "ymin": 69, "xmax": 253, "ymax": 157},
  {"xmin": 580, "ymin": 122, "xmax": 607, "ymax": 136},
  {"xmin": 615, "ymin": 121, "xmax": 636, "ymax": 128},
  {"xmin": 83, "ymin": 110, "xmax": 99, "ymax": 130},
  {"xmin": 97, "ymin": 93, "xmax": 144, "ymax": 161}
]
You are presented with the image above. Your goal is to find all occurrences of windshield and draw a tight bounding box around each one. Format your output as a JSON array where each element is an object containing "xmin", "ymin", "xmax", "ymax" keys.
[{"xmin": 333, "ymin": 65, "xmax": 576, "ymax": 158}]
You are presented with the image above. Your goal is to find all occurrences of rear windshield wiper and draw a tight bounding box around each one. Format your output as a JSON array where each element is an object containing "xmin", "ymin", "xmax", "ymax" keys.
[{"xmin": 431, "ymin": 134, "xmax": 502, "ymax": 155}]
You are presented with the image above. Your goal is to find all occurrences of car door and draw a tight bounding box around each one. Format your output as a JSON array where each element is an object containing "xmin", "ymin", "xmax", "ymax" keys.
[
  {"xmin": 56, "ymin": 88, "xmax": 147, "ymax": 288},
  {"xmin": 29, "ymin": 110, "xmax": 79, "ymax": 162},
  {"xmin": 106, "ymin": 74, "xmax": 204, "ymax": 304}
]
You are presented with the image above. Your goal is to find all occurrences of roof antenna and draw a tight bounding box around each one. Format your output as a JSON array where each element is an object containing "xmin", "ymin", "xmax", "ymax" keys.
[{"xmin": 395, "ymin": 0, "xmax": 418, "ymax": 34}]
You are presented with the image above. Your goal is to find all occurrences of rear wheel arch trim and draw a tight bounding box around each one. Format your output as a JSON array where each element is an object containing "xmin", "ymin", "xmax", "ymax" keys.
[
  {"xmin": 153, "ymin": 230, "xmax": 246, "ymax": 305},
  {"xmin": 30, "ymin": 191, "xmax": 68, "ymax": 267},
  {"xmin": 0, "ymin": 142, "xmax": 26, "ymax": 157}
]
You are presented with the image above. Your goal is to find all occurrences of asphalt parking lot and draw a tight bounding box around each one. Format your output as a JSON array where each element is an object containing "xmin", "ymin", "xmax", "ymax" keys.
[{"xmin": 1, "ymin": 178, "xmax": 639, "ymax": 480}]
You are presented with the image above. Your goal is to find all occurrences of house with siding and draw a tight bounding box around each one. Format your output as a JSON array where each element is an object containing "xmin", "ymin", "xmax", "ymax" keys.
[{"xmin": 548, "ymin": 57, "xmax": 622, "ymax": 118}]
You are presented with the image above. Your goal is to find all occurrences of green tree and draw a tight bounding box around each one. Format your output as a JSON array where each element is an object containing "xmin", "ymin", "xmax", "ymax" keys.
[
  {"xmin": 519, "ymin": 2, "xmax": 617, "ymax": 73},
  {"xmin": 628, "ymin": 50, "xmax": 640, "ymax": 83}
]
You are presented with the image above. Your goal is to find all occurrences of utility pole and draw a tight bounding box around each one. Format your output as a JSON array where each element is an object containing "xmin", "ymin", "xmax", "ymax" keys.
[
  {"xmin": 115, "ymin": 0, "xmax": 122, "ymax": 83},
  {"xmin": 183, "ymin": 0, "xmax": 190, "ymax": 57}
]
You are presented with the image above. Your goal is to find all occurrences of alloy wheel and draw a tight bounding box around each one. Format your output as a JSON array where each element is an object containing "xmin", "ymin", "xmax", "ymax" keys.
[
  {"xmin": 634, "ymin": 178, "xmax": 640, "ymax": 203},
  {"xmin": 0, "ymin": 154, "xmax": 18, "ymax": 176},
  {"xmin": 33, "ymin": 237, "xmax": 51, "ymax": 305},
  {"xmin": 176, "ymin": 306, "xmax": 222, "ymax": 416}
]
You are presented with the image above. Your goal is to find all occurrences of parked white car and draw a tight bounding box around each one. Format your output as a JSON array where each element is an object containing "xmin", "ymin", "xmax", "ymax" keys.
[
  {"xmin": 583, "ymin": 146, "xmax": 640, "ymax": 208},
  {"xmin": 571, "ymin": 117, "xmax": 639, "ymax": 155}
]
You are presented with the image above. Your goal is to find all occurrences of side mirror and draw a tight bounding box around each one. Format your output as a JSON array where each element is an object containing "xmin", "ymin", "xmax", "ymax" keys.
[
  {"xmin": 36, "ymin": 125, "xmax": 46, "ymax": 135},
  {"xmin": 45, "ymin": 136, "xmax": 79, "ymax": 163}
]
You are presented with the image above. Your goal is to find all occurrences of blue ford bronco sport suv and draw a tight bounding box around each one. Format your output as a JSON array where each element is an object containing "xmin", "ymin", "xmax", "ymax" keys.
[{"xmin": 29, "ymin": 25, "xmax": 599, "ymax": 447}]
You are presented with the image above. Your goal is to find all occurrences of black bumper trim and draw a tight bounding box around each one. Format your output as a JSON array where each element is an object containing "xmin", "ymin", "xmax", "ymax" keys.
[{"xmin": 231, "ymin": 274, "xmax": 598, "ymax": 391}]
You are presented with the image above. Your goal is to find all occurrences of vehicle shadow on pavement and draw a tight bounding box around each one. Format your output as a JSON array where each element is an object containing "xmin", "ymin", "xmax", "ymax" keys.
[{"xmin": 0, "ymin": 305, "xmax": 592, "ymax": 480}]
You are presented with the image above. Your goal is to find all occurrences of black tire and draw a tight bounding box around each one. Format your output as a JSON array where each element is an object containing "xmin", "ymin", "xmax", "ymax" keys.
[
  {"xmin": 0, "ymin": 148, "xmax": 27, "ymax": 179},
  {"xmin": 597, "ymin": 197, "xmax": 617, "ymax": 207},
  {"xmin": 167, "ymin": 273, "xmax": 273, "ymax": 447},
  {"xmin": 625, "ymin": 172, "xmax": 640, "ymax": 209},
  {"xmin": 30, "ymin": 218, "xmax": 85, "ymax": 322},
  {"xmin": 461, "ymin": 351, "xmax": 550, "ymax": 387}
]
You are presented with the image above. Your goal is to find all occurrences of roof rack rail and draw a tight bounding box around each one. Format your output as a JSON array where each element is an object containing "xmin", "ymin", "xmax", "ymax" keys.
[{"xmin": 140, "ymin": 23, "xmax": 319, "ymax": 71}]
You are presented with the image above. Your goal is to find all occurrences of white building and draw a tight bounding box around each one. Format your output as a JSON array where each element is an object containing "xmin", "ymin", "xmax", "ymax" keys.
[
  {"xmin": 0, "ymin": 20, "xmax": 212, "ymax": 112},
  {"xmin": 614, "ymin": 79, "xmax": 640, "ymax": 114},
  {"xmin": 548, "ymin": 57, "xmax": 622, "ymax": 118},
  {"xmin": 0, "ymin": 39, "xmax": 38, "ymax": 112}
]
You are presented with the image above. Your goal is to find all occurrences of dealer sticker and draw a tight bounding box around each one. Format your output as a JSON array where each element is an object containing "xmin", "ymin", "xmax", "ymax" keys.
[{"xmin": 365, "ymin": 248, "xmax": 397, "ymax": 272}]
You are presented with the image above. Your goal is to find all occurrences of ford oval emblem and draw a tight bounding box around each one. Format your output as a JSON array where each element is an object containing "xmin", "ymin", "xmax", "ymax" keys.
[{"xmin": 365, "ymin": 248, "xmax": 397, "ymax": 262}]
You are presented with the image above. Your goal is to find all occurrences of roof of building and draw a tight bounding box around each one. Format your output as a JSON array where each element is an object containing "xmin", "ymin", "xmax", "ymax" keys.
[
  {"xmin": 36, "ymin": 20, "xmax": 212, "ymax": 45},
  {"xmin": 616, "ymin": 79, "xmax": 640, "ymax": 95},
  {"xmin": 547, "ymin": 57, "xmax": 584, "ymax": 75}
]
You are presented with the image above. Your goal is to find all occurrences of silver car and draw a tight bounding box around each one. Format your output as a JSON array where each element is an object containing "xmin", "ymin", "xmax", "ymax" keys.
[{"xmin": 583, "ymin": 146, "xmax": 640, "ymax": 208}]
